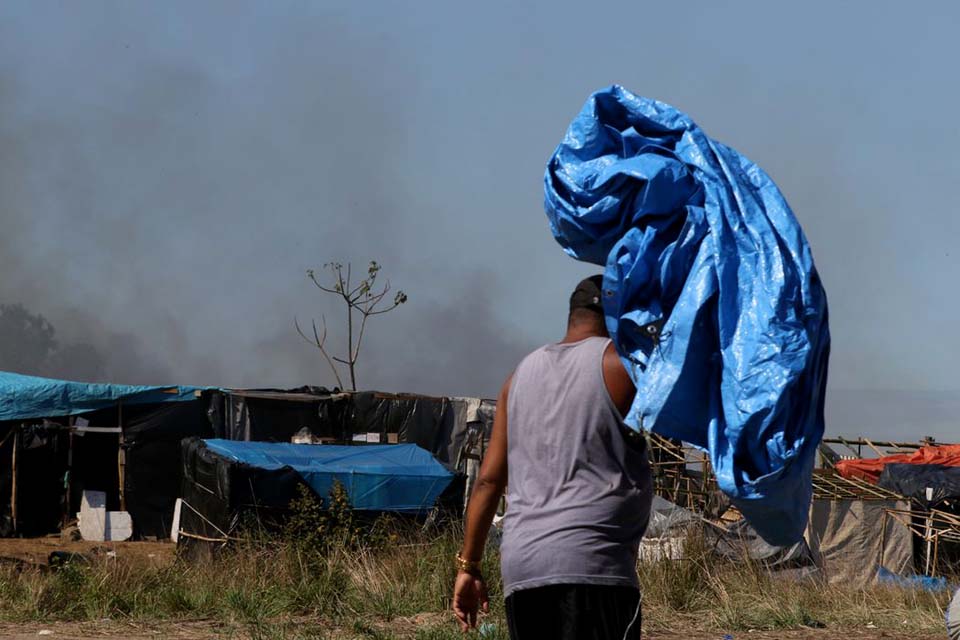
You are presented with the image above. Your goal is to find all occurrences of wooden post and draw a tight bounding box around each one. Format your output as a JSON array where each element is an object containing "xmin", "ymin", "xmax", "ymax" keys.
[
  {"xmin": 64, "ymin": 425, "xmax": 74, "ymax": 528},
  {"xmin": 924, "ymin": 488, "xmax": 934, "ymax": 575},
  {"xmin": 118, "ymin": 400, "xmax": 126, "ymax": 512},
  {"xmin": 878, "ymin": 510, "xmax": 887, "ymax": 570},
  {"xmin": 10, "ymin": 427, "xmax": 18, "ymax": 534},
  {"xmin": 932, "ymin": 532, "xmax": 940, "ymax": 577}
]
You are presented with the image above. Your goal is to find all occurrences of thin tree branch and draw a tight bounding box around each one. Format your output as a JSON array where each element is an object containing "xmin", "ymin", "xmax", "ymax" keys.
[
  {"xmin": 313, "ymin": 317, "xmax": 345, "ymax": 390},
  {"xmin": 361, "ymin": 285, "xmax": 391, "ymax": 312},
  {"xmin": 346, "ymin": 286, "xmax": 356, "ymax": 390},
  {"xmin": 308, "ymin": 271, "xmax": 342, "ymax": 296},
  {"xmin": 332, "ymin": 263, "xmax": 347, "ymax": 298},
  {"xmin": 294, "ymin": 316, "xmax": 344, "ymax": 390},
  {"xmin": 347, "ymin": 280, "xmax": 368, "ymax": 300},
  {"xmin": 365, "ymin": 302, "xmax": 404, "ymax": 316},
  {"xmin": 303, "ymin": 261, "xmax": 404, "ymax": 393},
  {"xmin": 353, "ymin": 308, "xmax": 371, "ymax": 363}
]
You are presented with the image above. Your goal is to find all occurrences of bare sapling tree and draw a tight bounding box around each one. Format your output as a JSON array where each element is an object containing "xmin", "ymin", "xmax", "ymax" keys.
[{"xmin": 296, "ymin": 261, "xmax": 407, "ymax": 391}]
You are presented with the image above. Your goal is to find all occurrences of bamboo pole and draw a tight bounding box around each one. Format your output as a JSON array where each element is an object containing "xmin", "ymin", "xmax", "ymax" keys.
[
  {"xmin": 878, "ymin": 510, "xmax": 887, "ymax": 570},
  {"xmin": 822, "ymin": 437, "xmax": 931, "ymax": 450},
  {"xmin": 10, "ymin": 427, "xmax": 18, "ymax": 534},
  {"xmin": 924, "ymin": 488, "xmax": 934, "ymax": 576},
  {"xmin": 64, "ymin": 427, "xmax": 74, "ymax": 528},
  {"xmin": 118, "ymin": 400, "xmax": 126, "ymax": 512},
  {"xmin": 932, "ymin": 532, "xmax": 940, "ymax": 577},
  {"xmin": 862, "ymin": 438, "xmax": 885, "ymax": 458}
]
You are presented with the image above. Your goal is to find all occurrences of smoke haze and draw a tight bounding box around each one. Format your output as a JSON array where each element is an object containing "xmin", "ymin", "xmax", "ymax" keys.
[{"xmin": 1, "ymin": 2, "xmax": 959, "ymax": 438}]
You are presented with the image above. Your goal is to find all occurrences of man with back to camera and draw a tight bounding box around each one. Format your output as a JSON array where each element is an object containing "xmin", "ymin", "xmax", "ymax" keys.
[{"xmin": 452, "ymin": 275, "xmax": 653, "ymax": 639}]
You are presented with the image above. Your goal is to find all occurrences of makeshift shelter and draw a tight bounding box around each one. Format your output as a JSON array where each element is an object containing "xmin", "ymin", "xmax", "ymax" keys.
[
  {"xmin": 206, "ymin": 388, "xmax": 495, "ymax": 469},
  {"xmin": 639, "ymin": 495, "xmax": 700, "ymax": 562},
  {"xmin": 636, "ymin": 434, "xmax": 918, "ymax": 583},
  {"xmin": 717, "ymin": 518, "xmax": 818, "ymax": 577},
  {"xmin": 1, "ymin": 371, "xmax": 494, "ymax": 542},
  {"xmin": 836, "ymin": 444, "xmax": 960, "ymax": 484},
  {"xmin": 806, "ymin": 498, "xmax": 914, "ymax": 585},
  {"xmin": 0, "ymin": 371, "xmax": 210, "ymax": 538},
  {"xmin": 176, "ymin": 439, "xmax": 456, "ymax": 547},
  {"xmin": 822, "ymin": 437, "xmax": 960, "ymax": 576},
  {"xmin": 879, "ymin": 464, "xmax": 960, "ymax": 507}
]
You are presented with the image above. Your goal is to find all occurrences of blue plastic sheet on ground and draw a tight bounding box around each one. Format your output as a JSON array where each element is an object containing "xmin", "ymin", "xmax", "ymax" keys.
[
  {"xmin": 0, "ymin": 370, "xmax": 204, "ymax": 422},
  {"xmin": 544, "ymin": 86, "xmax": 830, "ymax": 545},
  {"xmin": 202, "ymin": 440, "xmax": 454, "ymax": 513},
  {"xmin": 877, "ymin": 567, "xmax": 949, "ymax": 592}
]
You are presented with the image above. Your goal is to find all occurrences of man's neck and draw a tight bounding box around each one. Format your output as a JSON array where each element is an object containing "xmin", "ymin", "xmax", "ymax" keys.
[{"xmin": 560, "ymin": 326, "xmax": 606, "ymax": 344}]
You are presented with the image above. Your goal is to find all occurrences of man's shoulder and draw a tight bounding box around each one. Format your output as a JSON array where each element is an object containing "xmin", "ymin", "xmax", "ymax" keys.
[{"xmin": 515, "ymin": 343, "xmax": 555, "ymax": 368}]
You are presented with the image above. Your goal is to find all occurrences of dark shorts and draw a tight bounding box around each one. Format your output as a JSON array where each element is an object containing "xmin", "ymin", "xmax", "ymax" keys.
[{"xmin": 504, "ymin": 584, "xmax": 641, "ymax": 640}]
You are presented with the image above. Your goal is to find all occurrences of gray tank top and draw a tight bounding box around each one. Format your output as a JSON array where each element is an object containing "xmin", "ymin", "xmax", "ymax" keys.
[{"xmin": 500, "ymin": 337, "xmax": 652, "ymax": 597}]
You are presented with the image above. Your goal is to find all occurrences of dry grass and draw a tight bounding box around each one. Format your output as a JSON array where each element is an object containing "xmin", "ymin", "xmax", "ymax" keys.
[
  {"xmin": 638, "ymin": 536, "xmax": 948, "ymax": 633},
  {"xmin": 0, "ymin": 526, "xmax": 950, "ymax": 639}
]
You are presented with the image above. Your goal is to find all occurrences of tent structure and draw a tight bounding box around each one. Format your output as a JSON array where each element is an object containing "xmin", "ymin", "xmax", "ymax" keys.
[
  {"xmin": 806, "ymin": 497, "xmax": 914, "ymax": 586},
  {"xmin": 638, "ymin": 493, "xmax": 819, "ymax": 574},
  {"xmin": 176, "ymin": 439, "xmax": 457, "ymax": 548},
  {"xmin": 0, "ymin": 371, "xmax": 211, "ymax": 538},
  {"xmin": 879, "ymin": 464, "xmax": 960, "ymax": 506},
  {"xmin": 206, "ymin": 388, "xmax": 495, "ymax": 467},
  {"xmin": 202, "ymin": 440, "xmax": 454, "ymax": 512},
  {"xmin": 0, "ymin": 371, "xmax": 202, "ymax": 422},
  {"xmin": 836, "ymin": 444, "xmax": 960, "ymax": 484},
  {"xmin": 1, "ymin": 371, "xmax": 493, "ymax": 541},
  {"xmin": 631, "ymin": 434, "xmax": 921, "ymax": 583}
]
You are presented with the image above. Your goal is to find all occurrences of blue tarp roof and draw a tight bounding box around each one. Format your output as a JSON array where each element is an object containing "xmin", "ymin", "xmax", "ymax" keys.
[
  {"xmin": 203, "ymin": 439, "xmax": 454, "ymax": 513},
  {"xmin": 0, "ymin": 370, "xmax": 205, "ymax": 422}
]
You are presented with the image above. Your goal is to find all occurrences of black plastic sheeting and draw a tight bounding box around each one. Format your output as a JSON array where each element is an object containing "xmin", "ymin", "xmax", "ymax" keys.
[
  {"xmin": 0, "ymin": 422, "xmax": 68, "ymax": 537},
  {"xmin": 208, "ymin": 390, "xmax": 495, "ymax": 468},
  {"xmin": 0, "ymin": 423, "xmax": 17, "ymax": 536},
  {"xmin": 879, "ymin": 464, "xmax": 960, "ymax": 506},
  {"xmin": 177, "ymin": 437, "xmax": 465, "ymax": 555},
  {"xmin": 4, "ymin": 388, "xmax": 491, "ymax": 541},
  {"xmin": 178, "ymin": 436, "xmax": 307, "ymax": 547},
  {"xmin": 209, "ymin": 387, "xmax": 333, "ymax": 442},
  {"xmin": 122, "ymin": 400, "xmax": 213, "ymax": 538},
  {"xmin": 0, "ymin": 398, "xmax": 212, "ymax": 540}
]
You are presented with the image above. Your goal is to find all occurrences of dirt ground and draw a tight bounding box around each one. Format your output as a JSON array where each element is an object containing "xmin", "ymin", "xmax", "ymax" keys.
[
  {"xmin": 0, "ymin": 536, "xmax": 175, "ymax": 569},
  {"xmin": 0, "ymin": 621, "xmax": 946, "ymax": 639}
]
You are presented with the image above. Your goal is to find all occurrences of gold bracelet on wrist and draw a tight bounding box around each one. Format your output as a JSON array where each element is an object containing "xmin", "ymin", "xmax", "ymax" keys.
[{"xmin": 456, "ymin": 552, "xmax": 482, "ymax": 576}]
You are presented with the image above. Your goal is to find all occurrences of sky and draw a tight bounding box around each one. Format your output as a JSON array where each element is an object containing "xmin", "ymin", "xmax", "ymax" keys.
[{"xmin": 0, "ymin": 1, "xmax": 958, "ymax": 441}]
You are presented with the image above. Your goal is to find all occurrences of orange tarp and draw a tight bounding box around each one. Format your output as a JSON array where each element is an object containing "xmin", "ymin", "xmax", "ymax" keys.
[{"xmin": 835, "ymin": 444, "xmax": 960, "ymax": 484}]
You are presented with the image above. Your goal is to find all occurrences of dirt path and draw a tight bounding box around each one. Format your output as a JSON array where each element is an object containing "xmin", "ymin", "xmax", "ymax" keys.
[
  {"xmin": 647, "ymin": 632, "xmax": 943, "ymax": 640},
  {"xmin": 0, "ymin": 621, "xmax": 218, "ymax": 640},
  {"xmin": 0, "ymin": 537, "xmax": 174, "ymax": 569},
  {"xmin": 0, "ymin": 622, "xmax": 946, "ymax": 639}
]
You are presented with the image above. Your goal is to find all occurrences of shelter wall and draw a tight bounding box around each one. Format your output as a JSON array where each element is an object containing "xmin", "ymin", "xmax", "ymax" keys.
[{"xmin": 806, "ymin": 498, "xmax": 913, "ymax": 585}]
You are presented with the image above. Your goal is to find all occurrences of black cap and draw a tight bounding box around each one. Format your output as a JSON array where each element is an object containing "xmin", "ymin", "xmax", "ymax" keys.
[{"xmin": 569, "ymin": 275, "xmax": 605, "ymax": 313}]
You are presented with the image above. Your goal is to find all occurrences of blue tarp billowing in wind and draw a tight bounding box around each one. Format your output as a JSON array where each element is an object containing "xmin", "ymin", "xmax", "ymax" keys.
[
  {"xmin": 0, "ymin": 370, "xmax": 203, "ymax": 422},
  {"xmin": 543, "ymin": 86, "xmax": 830, "ymax": 545},
  {"xmin": 202, "ymin": 440, "xmax": 454, "ymax": 512}
]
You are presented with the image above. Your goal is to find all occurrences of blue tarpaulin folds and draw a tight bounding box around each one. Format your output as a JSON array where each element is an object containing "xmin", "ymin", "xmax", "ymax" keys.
[
  {"xmin": 202, "ymin": 440, "xmax": 454, "ymax": 513},
  {"xmin": 0, "ymin": 370, "xmax": 203, "ymax": 422},
  {"xmin": 544, "ymin": 86, "xmax": 830, "ymax": 545}
]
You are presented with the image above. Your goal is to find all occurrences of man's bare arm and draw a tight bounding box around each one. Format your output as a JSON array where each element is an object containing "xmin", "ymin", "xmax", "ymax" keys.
[
  {"xmin": 452, "ymin": 374, "xmax": 510, "ymax": 630},
  {"xmin": 459, "ymin": 373, "xmax": 511, "ymax": 562},
  {"xmin": 603, "ymin": 342, "xmax": 636, "ymax": 417}
]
